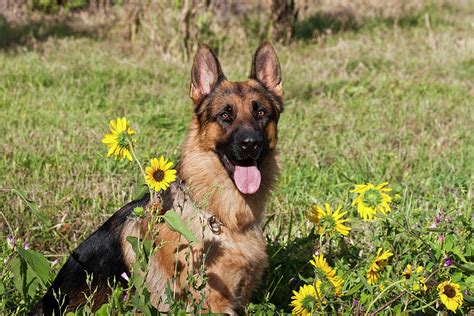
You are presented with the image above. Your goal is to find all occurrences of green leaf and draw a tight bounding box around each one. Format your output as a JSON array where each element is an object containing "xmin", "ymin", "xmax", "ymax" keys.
[
  {"xmin": 0, "ymin": 280, "xmax": 5, "ymax": 295},
  {"xmin": 360, "ymin": 292, "xmax": 370, "ymax": 305},
  {"xmin": 126, "ymin": 236, "xmax": 140, "ymax": 256},
  {"xmin": 10, "ymin": 254, "xmax": 42, "ymax": 300},
  {"xmin": 393, "ymin": 304, "xmax": 402, "ymax": 314},
  {"xmin": 162, "ymin": 210, "xmax": 197, "ymax": 246},
  {"xmin": 10, "ymin": 257, "xmax": 25, "ymax": 297},
  {"xmin": 346, "ymin": 282, "xmax": 363, "ymax": 296},
  {"xmin": 444, "ymin": 235, "xmax": 453, "ymax": 252},
  {"xmin": 464, "ymin": 295, "xmax": 474, "ymax": 304},
  {"xmin": 297, "ymin": 273, "xmax": 314, "ymax": 284},
  {"xmin": 132, "ymin": 262, "xmax": 145, "ymax": 289},
  {"xmin": 456, "ymin": 262, "xmax": 474, "ymax": 273},
  {"xmin": 11, "ymin": 189, "xmax": 51, "ymax": 226},
  {"xmin": 18, "ymin": 248, "xmax": 50, "ymax": 286},
  {"xmin": 95, "ymin": 303, "xmax": 110, "ymax": 316},
  {"xmin": 143, "ymin": 239, "xmax": 153, "ymax": 257},
  {"xmin": 465, "ymin": 275, "xmax": 474, "ymax": 287},
  {"xmin": 465, "ymin": 243, "xmax": 473, "ymax": 257},
  {"xmin": 452, "ymin": 272, "xmax": 463, "ymax": 282},
  {"xmin": 452, "ymin": 246, "xmax": 467, "ymax": 263},
  {"xmin": 133, "ymin": 183, "xmax": 150, "ymax": 201}
]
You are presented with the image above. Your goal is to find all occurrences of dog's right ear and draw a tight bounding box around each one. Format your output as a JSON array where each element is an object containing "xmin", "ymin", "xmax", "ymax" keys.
[{"xmin": 190, "ymin": 44, "xmax": 224, "ymax": 104}]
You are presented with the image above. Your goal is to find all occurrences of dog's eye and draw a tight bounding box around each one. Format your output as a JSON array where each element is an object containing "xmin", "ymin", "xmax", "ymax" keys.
[
  {"xmin": 256, "ymin": 109, "xmax": 266, "ymax": 119},
  {"xmin": 219, "ymin": 105, "xmax": 233, "ymax": 122},
  {"xmin": 221, "ymin": 112, "xmax": 230, "ymax": 120}
]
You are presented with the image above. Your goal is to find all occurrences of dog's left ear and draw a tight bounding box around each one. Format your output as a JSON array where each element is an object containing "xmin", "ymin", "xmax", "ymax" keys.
[{"xmin": 250, "ymin": 42, "xmax": 283, "ymax": 99}]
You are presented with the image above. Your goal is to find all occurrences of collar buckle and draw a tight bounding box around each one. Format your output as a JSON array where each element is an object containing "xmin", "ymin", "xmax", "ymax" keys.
[{"xmin": 208, "ymin": 215, "xmax": 223, "ymax": 235}]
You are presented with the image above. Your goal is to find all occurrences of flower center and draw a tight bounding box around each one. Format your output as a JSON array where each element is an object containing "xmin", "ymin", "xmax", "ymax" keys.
[
  {"xmin": 444, "ymin": 285, "xmax": 456, "ymax": 298},
  {"xmin": 363, "ymin": 189, "xmax": 382, "ymax": 207},
  {"xmin": 153, "ymin": 169, "xmax": 165, "ymax": 182},
  {"xmin": 301, "ymin": 295, "xmax": 315, "ymax": 311},
  {"xmin": 117, "ymin": 131, "xmax": 130, "ymax": 148},
  {"xmin": 321, "ymin": 215, "xmax": 336, "ymax": 231}
]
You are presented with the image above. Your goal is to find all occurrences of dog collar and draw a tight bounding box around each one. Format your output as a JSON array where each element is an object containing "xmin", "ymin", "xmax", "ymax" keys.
[{"xmin": 175, "ymin": 179, "xmax": 224, "ymax": 236}]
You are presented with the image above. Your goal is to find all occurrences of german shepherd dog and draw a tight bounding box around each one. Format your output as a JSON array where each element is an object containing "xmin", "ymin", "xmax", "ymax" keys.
[{"xmin": 33, "ymin": 42, "xmax": 283, "ymax": 315}]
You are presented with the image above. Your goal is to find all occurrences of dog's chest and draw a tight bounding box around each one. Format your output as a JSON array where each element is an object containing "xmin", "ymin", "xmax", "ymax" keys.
[{"xmin": 202, "ymin": 225, "xmax": 268, "ymax": 298}]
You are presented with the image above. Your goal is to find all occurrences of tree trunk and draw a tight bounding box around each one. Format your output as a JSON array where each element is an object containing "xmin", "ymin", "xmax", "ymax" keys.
[{"xmin": 270, "ymin": 0, "xmax": 296, "ymax": 44}]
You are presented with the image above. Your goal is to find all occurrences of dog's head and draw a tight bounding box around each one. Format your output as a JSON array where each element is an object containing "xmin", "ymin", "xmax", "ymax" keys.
[{"xmin": 189, "ymin": 42, "xmax": 283, "ymax": 195}]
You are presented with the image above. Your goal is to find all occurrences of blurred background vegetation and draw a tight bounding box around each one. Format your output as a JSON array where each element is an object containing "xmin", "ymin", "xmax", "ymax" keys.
[{"xmin": 0, "ymin": 0, "xmax": 444, "ymax": 57}]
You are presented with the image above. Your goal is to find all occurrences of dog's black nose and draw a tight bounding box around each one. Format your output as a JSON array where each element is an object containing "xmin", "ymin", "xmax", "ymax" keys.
[
  {"xmin": 240, "ymin": 137, "xmax": 262, "ymax": 152},
  {"xmin": 237, "ymin": 130, "xmax": 262, "ymax": 159}
]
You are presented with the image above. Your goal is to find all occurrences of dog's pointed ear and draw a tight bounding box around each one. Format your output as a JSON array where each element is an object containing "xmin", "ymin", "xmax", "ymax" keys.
[
  {"xmin": 190, "ymin": 44, "xmax": 224, "ymax": 104},
  {"xmin": 250, "ymin": 42, "xmax": 282, "ymax": 98}
]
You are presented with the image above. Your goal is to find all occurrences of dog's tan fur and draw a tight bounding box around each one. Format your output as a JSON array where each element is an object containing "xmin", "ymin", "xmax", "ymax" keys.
[{"xmin": 120, "ymin": 42, "xmax": 283, "ymax": 314}]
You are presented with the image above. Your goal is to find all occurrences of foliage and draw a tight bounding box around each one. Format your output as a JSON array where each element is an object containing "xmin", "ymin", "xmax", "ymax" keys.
[{"xmin": 32, "ymin": 0, "xmax": 88, "ymax": 13}]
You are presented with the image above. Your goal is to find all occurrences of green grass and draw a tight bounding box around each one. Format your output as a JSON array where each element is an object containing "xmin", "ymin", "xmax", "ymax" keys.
[{"xmin": 1, "ymin": 2, "xmax": 473, "ymax": 314}]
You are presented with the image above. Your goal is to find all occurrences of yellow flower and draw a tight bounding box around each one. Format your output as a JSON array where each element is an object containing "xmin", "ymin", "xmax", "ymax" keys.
[
  {"xmin": 351, "ymin": 182, "xmax": 392, "ymax": 221},
  {"xmin": 367, "ymin": 248, "xmax": 393, "ymax": 285},
  {"xmin": 330, "ymin": 275, "xmax": 343, "ymax": 296},
  {"xmin": 402, "ymin": 264, "xmax": 412, "ymax": 279},
  {"xmin": 438, "ymin": 280, "xmax": 463, "ymax": 312},
  {"xmin": 309, "ymin": 203, "xmax": 351, "ymax": 236},
  {"xmin": 290, "ymin": 282, "xmax": 323, "ymax": 315},
  {"xmin": 413, "ymin": 276, "xmax": 427, "ymax": 293},
  {"xmin": 101, "ymin": 117, "xmax": 136, "ymax": 161},
  {"xmin": 145, "ymin": 156, "xmax": 177, "ymax": 191},
  {"xmin": 403, "ymin": 264, "xmax": 427, "ymax": 292},
  {"xmin": 310, "ymin": 254, "xmax": 343, "ymax": 296},
  {"xmin": 311, "ymin": 254, "xmax": 336, "ymax": 278}
]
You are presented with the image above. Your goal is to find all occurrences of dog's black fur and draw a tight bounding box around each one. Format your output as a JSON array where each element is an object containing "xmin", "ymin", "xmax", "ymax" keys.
[{"xmin": 31, "ymin": 196, "xmax": 149, "ymax": 315}]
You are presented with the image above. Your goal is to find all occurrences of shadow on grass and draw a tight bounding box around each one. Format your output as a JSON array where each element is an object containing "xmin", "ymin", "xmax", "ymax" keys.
[
  {"xmin": 294, "ymin": 9, "xmax": 423, "ymax": 40},
  {"xmin": 252, "ymin": 233, "xmax": 318, "ymax": 311},
  {"xmin": 0, "ymin": 14, "xmax": 97, "ymax": 50}
]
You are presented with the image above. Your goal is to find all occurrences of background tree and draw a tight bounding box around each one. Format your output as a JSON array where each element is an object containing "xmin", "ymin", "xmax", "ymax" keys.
[{"xmin": 269, "ymin": 0, "xmax": 296, "ymax": 44}]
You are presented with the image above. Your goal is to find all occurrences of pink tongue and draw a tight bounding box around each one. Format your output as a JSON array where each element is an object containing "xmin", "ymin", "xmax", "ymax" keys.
[{"xmin": 233, "ymin": 165, "xmax": 261, "ymax": 194}]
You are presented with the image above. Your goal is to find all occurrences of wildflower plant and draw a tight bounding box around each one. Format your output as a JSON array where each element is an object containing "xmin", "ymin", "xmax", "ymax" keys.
[
  {"xmin": 99, "ymin": 117, "xmax": 199, "ymax": 313},
  {"xmin": 437, "ymin": 280, "xmax": 464, "ymax": 312},
  {"xmin": 309, "ymin": 203, "xmax": 351, "ymax": 237},
  {"xmin": 145, "ymin": 156, "xmax": 177, "ymax": 192},
  {"xmin": 310, "ymin": 254, "xmax": 343, "ymax": 297},
  {"xmin": 102, "ymin": 117, "xmax": 137, "ymax": 161},
  {"xmin": 290, "ymin": 283, "xmax": 322, "ymax": 315},
  {"xmin": 351, "ymin": 182, "xmax": 392, "ymax": 221},
  {"xmin": 285, "ymin": 180, "xmax": 472, "ymax": 315},
  {"xmin": 366, "ymin": 248, "xmax": 393, "ymax": 285}
]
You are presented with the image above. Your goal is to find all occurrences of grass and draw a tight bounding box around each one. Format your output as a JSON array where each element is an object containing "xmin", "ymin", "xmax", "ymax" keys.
[{"xmin": 1, "ymin": 1, "xmax": 473, "ymax": 314}]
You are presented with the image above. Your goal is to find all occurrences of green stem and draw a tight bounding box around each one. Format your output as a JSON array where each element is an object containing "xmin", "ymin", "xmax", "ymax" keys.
[
  {"xmin": 127, "ymin": 140, "xmax": 154, "ymax": 201},
  {"xmin": 0, "ymin": 210, "xmax": 14, "ymax": 237},
  {"xmin": 382, "ymin": 214, "xmax": 437, "ymax": 265},
  {"xmin": 405, "ymin": 299, "xmax": 437, "ymax": 313},
  {"xmin": 364, "ymin": 279, "xmax": 404, "ymax": 315}
]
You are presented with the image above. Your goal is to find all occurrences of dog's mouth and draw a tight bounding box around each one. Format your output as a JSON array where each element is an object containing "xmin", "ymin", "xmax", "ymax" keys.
[{"xmin": 219, "ymin": 154, "xmax": 261, "ymax": 195}]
